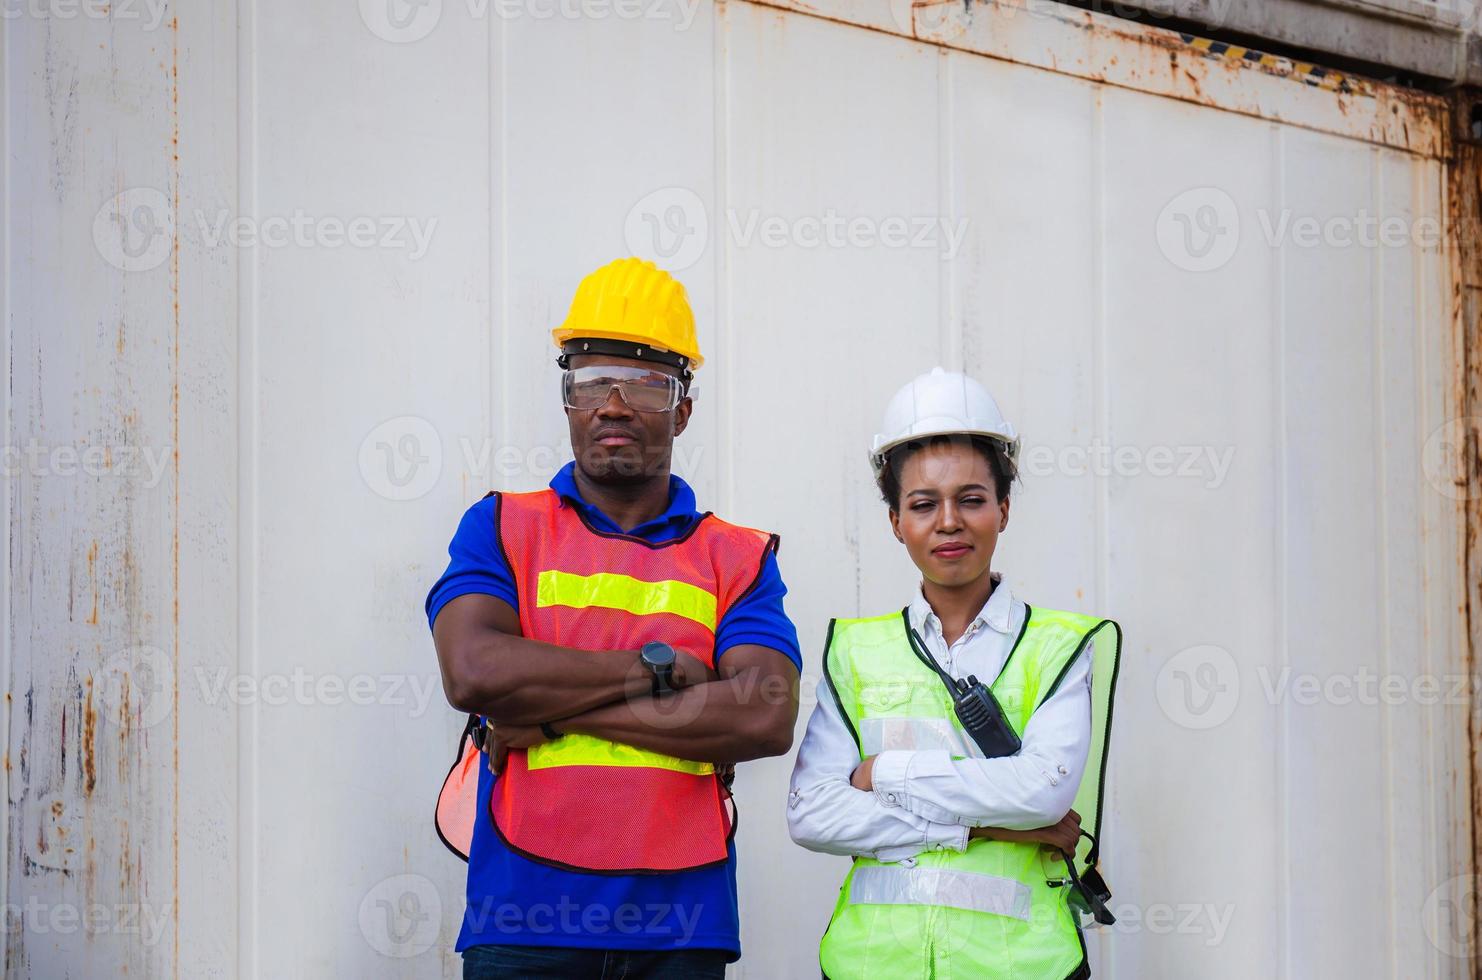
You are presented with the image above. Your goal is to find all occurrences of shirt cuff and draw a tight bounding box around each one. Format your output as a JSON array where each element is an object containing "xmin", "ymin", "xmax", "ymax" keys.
[
  {"xmin": 871, "ymin": 751, "xmax": 912, "ymax": 809},
  {"xmin": 931, "ymin": 822, "xmax": 970, "ymax": 853},
  {"xmin": 871, "ymin": 821, "xmax": 968, "ymax": 863}
]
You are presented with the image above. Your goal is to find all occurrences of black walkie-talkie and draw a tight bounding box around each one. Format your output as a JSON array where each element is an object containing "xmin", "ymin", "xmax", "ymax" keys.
[
  {"xmin": 947, "ymin": 673, "xmax": 1022, "ymax": 757},
  {"xmin": 903, "ymin": 611, "xmax": 1022, "ymax": 758}
]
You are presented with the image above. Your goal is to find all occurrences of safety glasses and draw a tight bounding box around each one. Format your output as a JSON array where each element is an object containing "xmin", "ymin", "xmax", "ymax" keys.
[
  {"xmin": 561, "ymin": 365, "xmax": 683, "ymax": 413},
  {"xmin": 1041, "ymin": 830, "xmax": 1116, "ymax": 926}
]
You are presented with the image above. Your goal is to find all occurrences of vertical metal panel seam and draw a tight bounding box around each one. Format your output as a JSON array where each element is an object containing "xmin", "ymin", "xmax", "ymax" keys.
[
  {"xmin": 1090, "ymin": 85, "xmax": 1113, "ymax": 980},
  {"xmin": 715, "ymin": 0, "xmax": 732, "ymax": 515},
  {"xmin": 0, "ymin": 6, "xmax": 10, "ymax": 970},
  {"xmin": 1370, "ymin": 145, "xmax": 1399, "ymax": 980},
  {"xmin": 236, "ymin": 0, "xmax": 260, "ymax": 973},
  {"xmin": 494, "ymin": 7, "xmax": 508, "ymax": 476},
  {"xmin": 170, "ymin": 14, "xmax": 183, "ymax": 976},
  {"xmin": 1273, "ymin": 121, "xmax": 1292, "ymax": 980},
  {"xmin": 938, "ymin": 49, "xmax": 957, "ymax": 371},
  {"xmin": 1412, "ymin": 156, "xmax": 1439, "ymax": 980},
  {"xmin": 1090, "ymin": 90, "xmax": 1107, "ymax": 607}
]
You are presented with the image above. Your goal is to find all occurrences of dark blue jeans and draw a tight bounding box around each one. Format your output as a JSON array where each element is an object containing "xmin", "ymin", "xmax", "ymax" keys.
[{"xmin": 462, "ymin": 943, "xmax": 729, "ymax": 979}]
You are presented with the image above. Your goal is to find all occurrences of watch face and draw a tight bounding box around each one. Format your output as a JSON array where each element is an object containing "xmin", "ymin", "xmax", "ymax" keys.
[{"xmin": 641, "ymin": 641, "xmax": 676, "ymax": 668}]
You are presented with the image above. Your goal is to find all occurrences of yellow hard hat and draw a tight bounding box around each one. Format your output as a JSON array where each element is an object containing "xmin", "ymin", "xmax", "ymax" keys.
[{"xmin": 552, "ymin": 257, "xmax": 704, "ymax": 373}]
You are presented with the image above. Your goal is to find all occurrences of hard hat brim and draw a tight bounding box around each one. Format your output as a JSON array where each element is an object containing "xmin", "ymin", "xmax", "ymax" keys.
[{"xmin": 869, "ymin": 426, "xmax": 1021, "ymax": 473}]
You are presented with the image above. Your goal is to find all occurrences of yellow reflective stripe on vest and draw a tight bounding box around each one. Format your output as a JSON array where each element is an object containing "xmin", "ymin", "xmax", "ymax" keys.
[
  {"xmin": 527, "ymin": 733, "xmax": 715, "ymax": 776},
  {"xmin": 535, "ymin": 570, "xmax": 717, "ymax": 631},
  {"xmin": 860, "ymin": 715, "xmax": 978, "ymax": 758},
  {"xmin": 849, "ymin": 866, "xmax": 1034, "ymax": 922}
]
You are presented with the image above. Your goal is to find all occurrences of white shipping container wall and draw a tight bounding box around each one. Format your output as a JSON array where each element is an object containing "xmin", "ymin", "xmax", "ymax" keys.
[{"xmin": 1, "ymin": 0, "xmax": 1471, "ymax": 977}]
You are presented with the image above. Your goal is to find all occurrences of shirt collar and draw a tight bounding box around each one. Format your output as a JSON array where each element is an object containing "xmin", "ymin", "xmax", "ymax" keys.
[
  {"xmin": 548, "ymin": 460, "xmax": 699, "ymax": 538},
  {"xmin": 908, "ymin": 572, "xmax": 1013, "ymax": 639}
]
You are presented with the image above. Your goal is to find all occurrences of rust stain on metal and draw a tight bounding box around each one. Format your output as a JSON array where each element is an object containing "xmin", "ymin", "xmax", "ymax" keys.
[
  {"xmin": 1444, "ymin": 85, "xmax": 1482, "ymax": 978},
  {"xmin": 749, "ymin": 0, "xmax": 1447, "ymax": 157},
  {"xmin": 82, "ymin": 673, "xmax": 96, "ymax": 796},
  {"xmin": 1181, "ymin": 67, "xmax": 1203, "ymax": 103},
  {"xmin": 87, "ymin": 539, "xmax": 99, "ymax": 625},
  {"xmin": 117, "ymin": 671, "xmax": 132, "ymax": 779}
]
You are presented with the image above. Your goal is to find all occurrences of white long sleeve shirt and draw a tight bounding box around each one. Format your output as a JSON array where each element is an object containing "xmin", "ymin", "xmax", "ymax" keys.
[{"xmin": 787, "ymin": 574, "xmax": 1093, "ymax": 863}]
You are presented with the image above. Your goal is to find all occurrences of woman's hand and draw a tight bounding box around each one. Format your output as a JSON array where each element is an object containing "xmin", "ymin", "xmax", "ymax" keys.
[
  {"xmin": 485, "ymin": 722, "xmax": 550, "ymax": 774},
  {"xmin": 969, "ymin": 808, "xmax": 1082, "ymax": 854},
  {"xmin": 849, "ymin": 755, "xmax": 877, "ymax": 792}
]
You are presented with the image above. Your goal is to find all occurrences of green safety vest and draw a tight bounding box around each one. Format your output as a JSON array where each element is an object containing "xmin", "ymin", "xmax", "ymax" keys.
[{"xmin": 818, "ymin": 605, "xmax": 1122, "ymax": 980}]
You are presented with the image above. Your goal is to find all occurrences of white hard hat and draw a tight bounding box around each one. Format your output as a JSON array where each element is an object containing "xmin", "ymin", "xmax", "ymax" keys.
[{"xmin": 869, "ymin": 367, "xmax": 1020, "ymax": 474}]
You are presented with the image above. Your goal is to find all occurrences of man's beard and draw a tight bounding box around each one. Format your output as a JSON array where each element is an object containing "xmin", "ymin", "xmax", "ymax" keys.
[{"xmin": 577, "ymin": 444, "xmax": 668, "ymax": 484}]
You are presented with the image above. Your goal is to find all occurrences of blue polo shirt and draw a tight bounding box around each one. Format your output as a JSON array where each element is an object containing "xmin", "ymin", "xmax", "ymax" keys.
[{"xmin": 426, "ymin": 462, "xmax": 801, "ymax": 959}]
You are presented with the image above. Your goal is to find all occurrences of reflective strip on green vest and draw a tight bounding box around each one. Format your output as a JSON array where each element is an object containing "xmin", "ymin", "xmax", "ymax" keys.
[
  {"xmin": 850, "ymin": 865, "xmax": 1034, "ymax": 921},
  {"xmin": 817, "ymin": 605, "xmax": 1122, "ymax": 980}
]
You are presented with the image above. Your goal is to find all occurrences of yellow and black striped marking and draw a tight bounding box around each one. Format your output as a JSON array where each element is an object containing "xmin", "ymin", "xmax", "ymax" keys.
[{"xmin": 1180, "ymin": 33, "xmax": 1371, "ymax": 97}]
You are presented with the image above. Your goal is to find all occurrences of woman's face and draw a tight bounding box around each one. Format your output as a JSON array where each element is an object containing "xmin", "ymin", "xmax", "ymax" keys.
[{"xmin": 889, "ymin": 441, "xmax": 1009, "ymax": 589}]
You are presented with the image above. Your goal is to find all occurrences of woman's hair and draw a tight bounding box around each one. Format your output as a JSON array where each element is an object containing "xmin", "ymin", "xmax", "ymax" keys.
[{"xmin": 877, "ymin": 433, "xmax": 1018, "ymax": 510}]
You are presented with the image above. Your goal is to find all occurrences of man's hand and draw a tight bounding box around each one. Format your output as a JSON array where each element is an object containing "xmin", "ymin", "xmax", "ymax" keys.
[
  {"xmin": 553, "ymin": 645, "xmax": 798, "ymax": 765},
  {"xmin": 485, "ymin": 722, "xmax": 549, "ymax": 774},
  {"xmin": 850, "ymin": 755, "xmax": 877, "ymax": 792},
  {"xmin": 969, "ymin": 808, "xmax": 1082, "ymax": 854}
]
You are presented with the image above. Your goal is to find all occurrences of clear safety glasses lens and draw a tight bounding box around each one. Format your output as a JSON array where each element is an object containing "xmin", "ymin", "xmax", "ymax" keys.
[{"xmin": 561, "ymin": 365, "xmax": 682, "ymax": 413}]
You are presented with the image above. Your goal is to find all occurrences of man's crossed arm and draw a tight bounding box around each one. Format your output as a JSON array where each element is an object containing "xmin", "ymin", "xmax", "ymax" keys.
[{"xmin": 433, "ymin": 593, "xmax": 799, "ymax": 766}]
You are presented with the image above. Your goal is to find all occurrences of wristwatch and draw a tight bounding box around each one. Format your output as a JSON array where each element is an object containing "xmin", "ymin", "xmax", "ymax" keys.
[{"xmin": 640, "ymin": 640, "xmax": 678, "ymax": 697}]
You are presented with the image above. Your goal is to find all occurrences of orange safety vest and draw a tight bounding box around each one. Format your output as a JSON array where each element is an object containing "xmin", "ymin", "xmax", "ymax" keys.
[{"xmin": 435, "ymin": 488, "xmax": 778, "ymax": 874}]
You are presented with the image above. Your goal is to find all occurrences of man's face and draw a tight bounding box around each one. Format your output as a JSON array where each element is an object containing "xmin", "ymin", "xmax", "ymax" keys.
[{"xmin": 565, "ymin": 353, "xmax": 693, "ymax": 485}]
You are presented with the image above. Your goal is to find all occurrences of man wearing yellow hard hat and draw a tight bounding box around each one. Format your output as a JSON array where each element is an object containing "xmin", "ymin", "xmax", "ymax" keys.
[{"xmin": 428, "ymin": 258, "xmax": 803, "ymax": 979}]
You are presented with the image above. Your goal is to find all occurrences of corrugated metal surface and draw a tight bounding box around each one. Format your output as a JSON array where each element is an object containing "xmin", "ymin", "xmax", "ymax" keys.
[{"xmin": 1, "ymin": 0, "xmax": 1469, "ymax": 976}]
